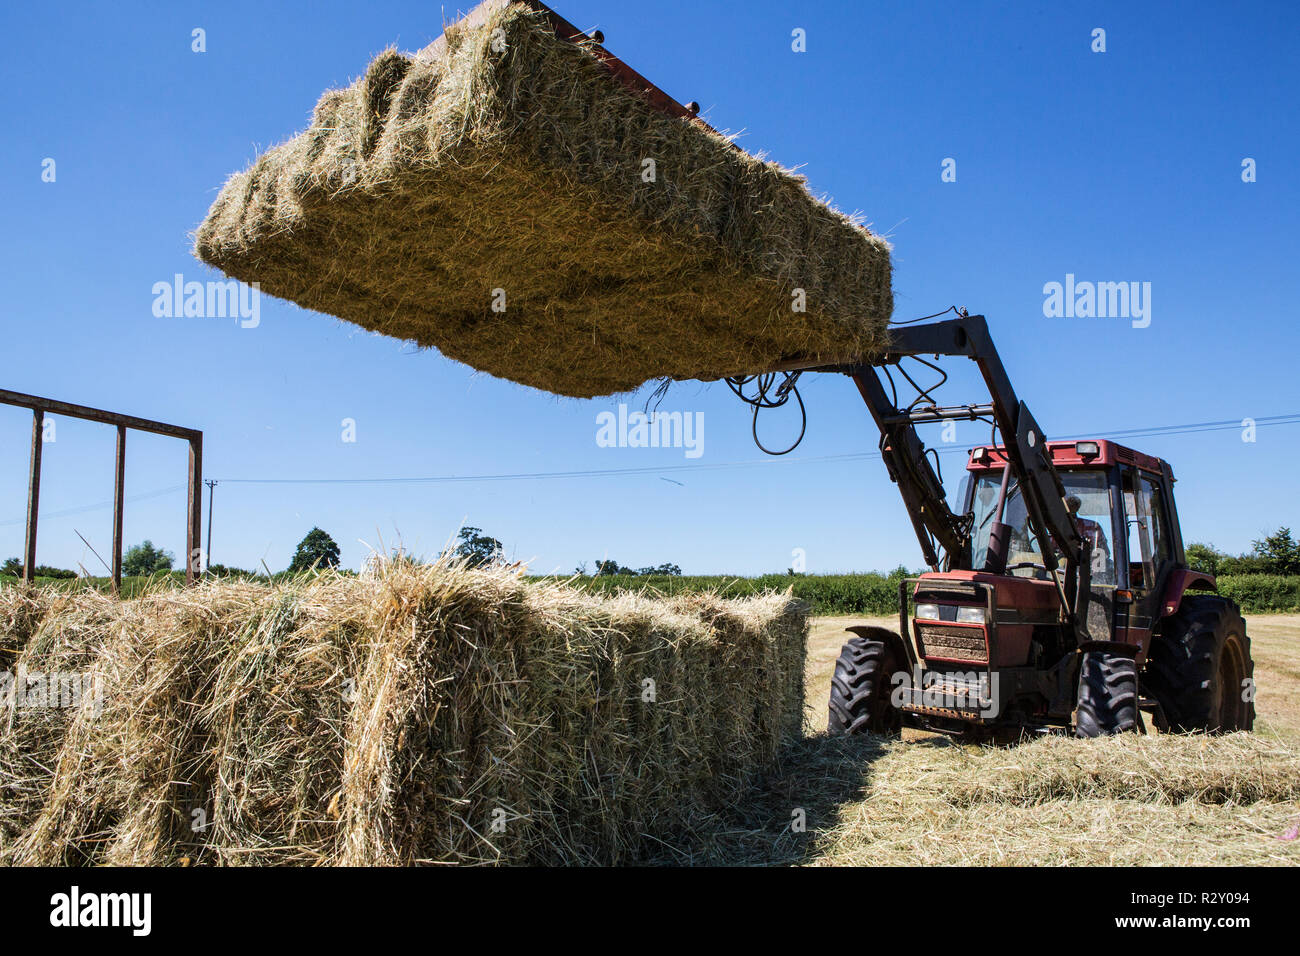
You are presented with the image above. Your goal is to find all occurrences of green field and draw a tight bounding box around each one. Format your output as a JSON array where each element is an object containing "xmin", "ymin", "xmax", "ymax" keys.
[
  {"xmin": 562, "ymin": 571, "xmax": 907, "ymax": 615},
  {"xmin": 563, "ymin": 571, "xmax": 1300, "ymax": 615},
  {"xmin": 6, "ymin": 569, "xmax": 1299, "ymax": 615}
]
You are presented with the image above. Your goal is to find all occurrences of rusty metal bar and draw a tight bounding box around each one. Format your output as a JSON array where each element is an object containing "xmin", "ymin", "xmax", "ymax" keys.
[
  {"xmin": 187, "ymin": 436, "xmax": 203, "ymax": 586},
  {"xmin": 23, "ymin": 410, "xmax": 43, "ymax": 584},
  {"xmin": 423, "ymin": 1, "xmax": 712, "ymax": 130},
  {"xmin": 0, "ymin": 388, "xmax": 201, "ymax": 442},
  {"xmin": 526, "ymin": 1, "xmax": 707, "ymax": 125},
  {"xmin": 2, "ymin": 388, "xmax": 202, "ymax": 589},
  {"xmin": 112, "ymin": 425, "xmax": 126, "ymax": 594}
]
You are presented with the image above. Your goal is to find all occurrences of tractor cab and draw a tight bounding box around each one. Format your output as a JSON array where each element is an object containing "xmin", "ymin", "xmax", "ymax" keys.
[{"xmin": 956, "ymin": 438, "xmax": 1198, "ymax": 655}]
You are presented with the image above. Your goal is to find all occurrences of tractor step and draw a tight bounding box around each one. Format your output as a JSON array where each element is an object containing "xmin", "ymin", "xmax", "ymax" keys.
[{"xmin": 1136, "ymin": 696, "xmax": 1169, "ymax": 734}]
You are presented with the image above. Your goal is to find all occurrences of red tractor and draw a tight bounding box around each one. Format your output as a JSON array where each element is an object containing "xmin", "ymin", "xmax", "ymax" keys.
[{"xmin": 734, "ymin": 313, "xmax": 1254, "ymax": 739}]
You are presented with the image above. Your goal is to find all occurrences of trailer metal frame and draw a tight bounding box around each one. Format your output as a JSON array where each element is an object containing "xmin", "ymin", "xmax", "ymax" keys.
[{"xmin": 0, "ymin": 388, "xmax": 202, "ymax": 592}]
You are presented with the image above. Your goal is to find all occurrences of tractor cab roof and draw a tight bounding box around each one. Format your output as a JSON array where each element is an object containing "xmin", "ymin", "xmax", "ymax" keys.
[{"xmin": 966, "ymin": 439, "xmax": 1171, "ymax": 477}]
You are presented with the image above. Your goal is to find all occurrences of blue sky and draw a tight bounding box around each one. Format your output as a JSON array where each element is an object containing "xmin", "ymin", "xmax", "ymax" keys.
[{"xmin": 2, "ymin": 0, "xmax": 1297, "ymax": 576}]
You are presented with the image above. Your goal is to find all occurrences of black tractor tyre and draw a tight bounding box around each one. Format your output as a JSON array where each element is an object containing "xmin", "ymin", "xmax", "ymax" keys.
[
  {"xmin": 1075, "ymin": 650, "xmax": 1139, "ymax": 737},
  {"xmin": 1142, "ymin": 594, "xmax": 1254, "ymax": 733},
  {"xmin": 828, "ymin": 633, "xmax": 904, "ymax": 737}
]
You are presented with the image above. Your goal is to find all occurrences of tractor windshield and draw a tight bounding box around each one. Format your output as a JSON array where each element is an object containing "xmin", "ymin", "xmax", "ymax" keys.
[{"xmin": 966, "ymin": 469, "xmax": 1116, "ymax": 584}]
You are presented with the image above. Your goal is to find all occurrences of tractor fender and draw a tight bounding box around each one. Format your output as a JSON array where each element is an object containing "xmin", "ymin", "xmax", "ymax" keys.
[
  {"xmin": 845, "ymin": 625, "xmax": 911, "ymax": 675},
  {"xmin": 1158, "ymin": 569, "xmax": 1217, "ymax": 620}
]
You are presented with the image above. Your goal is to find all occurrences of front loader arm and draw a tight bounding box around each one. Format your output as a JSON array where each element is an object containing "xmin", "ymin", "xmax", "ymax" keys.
[
  {"xmin": 750, "ymin": 315, "xmax": 1092, "ymax": 635},
  {"xmin": 847, "ymin": 366, "xmax": 969, "ymax": 570},
  {"xmin": 861, "ymin": 315, "xmax": 1091, "ymax": 633}
]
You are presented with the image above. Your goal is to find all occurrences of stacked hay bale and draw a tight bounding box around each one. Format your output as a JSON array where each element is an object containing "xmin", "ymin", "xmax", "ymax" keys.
[
  {"xmin": 194, "ymin": 0, "xmax": 892, "ymax": 397},
  {"xmin": 0, "ymin": 565, "xmax": 806, "ymax": 865},
  {"xmin": 0, "ymin": 588, "xmax": 110, "ymax": 851}
]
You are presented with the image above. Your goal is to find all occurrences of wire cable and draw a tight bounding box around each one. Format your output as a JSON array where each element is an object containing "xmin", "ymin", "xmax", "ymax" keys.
[
  {"xmin": 5, "ymin": 413, "xmax": 1294, "ymax": 532},
  {"xmin": 889, "ymin": 305, "xmax": 963, "ymax": 326},
  {"xmin": 209, "ymin": 413, "xmax": 1300, "ymax": 484},
  {"xmin": 0, "ymin": 484, "xmax": 186, "ymax": 528},
  {"xmin": 725, "ymin": 371, "xmax": 807, "ymax": 455}
]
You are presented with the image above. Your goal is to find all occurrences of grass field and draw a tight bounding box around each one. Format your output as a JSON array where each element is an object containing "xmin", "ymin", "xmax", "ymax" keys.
[{"xmin": 662, "ymin": 613, "xmax": 1300, "ymax": 866}]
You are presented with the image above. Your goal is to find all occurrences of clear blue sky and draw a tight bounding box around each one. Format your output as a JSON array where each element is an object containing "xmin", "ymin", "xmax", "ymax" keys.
[{"xmin": 2, "ymin": 0, "xmax": 1297, "ymax": 576}]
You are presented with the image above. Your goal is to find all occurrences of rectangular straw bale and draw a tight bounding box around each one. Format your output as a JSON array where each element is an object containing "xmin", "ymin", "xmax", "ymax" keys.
[
  {"xmin": 0, "ymin": 565, "xmax": 807, "ymax": 865},
  {"xmin": 193, "ymin": 0, "xmax": 892, "ymax": 397}
]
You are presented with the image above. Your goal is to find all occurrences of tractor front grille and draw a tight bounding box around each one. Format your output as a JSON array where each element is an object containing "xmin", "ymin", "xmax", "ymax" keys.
[{"xmin": 917, "ymin": 623, "xmax": 987, "ymax": 663}]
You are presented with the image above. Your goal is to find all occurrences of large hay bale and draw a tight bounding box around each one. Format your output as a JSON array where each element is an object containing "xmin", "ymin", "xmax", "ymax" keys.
[
  {"xmin": 0, "ymin": 587, "xmax": 103, "ymax": 858},
  {"xmin": 193, "ymin": 0, "xmax": 892, "ymax": 398},
  {"xmin": 8, "ymin": 588, "xmax": 255, "ymax": 865},
  {"xmin": 0, "ymin": 565, "xmax": 807, "ymax": 865}
]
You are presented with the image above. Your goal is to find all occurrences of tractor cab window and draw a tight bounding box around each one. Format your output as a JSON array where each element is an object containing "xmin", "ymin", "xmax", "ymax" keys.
[
  {"xmin": 1122, "ymin": 471, "xmax": 1171, "ymax": 590},
  {"xmin": 968, "ymin": 472, "xmax": 1042, "ymax": 573},
  {"xmin": 1143, "ymin": 475, "xmax": 1173, "ymax": 579},
  {"xmin": 965, "ymin": 468, "xmax": 1115, "ymax": 584},
  {"xmin": 1059, "ymin": 470, "xmax": 1115, "ymax": 585},
  {"xmin": 1000, "ymin": 483, "xmax": 1044, "ymax": 572}
]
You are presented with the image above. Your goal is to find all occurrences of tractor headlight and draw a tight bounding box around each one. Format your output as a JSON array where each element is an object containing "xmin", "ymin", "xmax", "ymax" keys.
[
  {"xmin": 914, "ymin": 603, "xmax": 940, "ymax": 621},
  {"xmin": 955, "ymin": 605, "xmax": 986, "ymax": 625}
]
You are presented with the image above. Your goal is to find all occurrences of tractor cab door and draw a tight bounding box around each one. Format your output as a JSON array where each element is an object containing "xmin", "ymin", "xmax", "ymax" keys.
[
  {"xmin": 1056, "ymin": 469, "xmax": 1120, "ymax": 642},
  {"xmin": 1118, "ymin": 467, "xmax": 1175, "ymax": 657}
]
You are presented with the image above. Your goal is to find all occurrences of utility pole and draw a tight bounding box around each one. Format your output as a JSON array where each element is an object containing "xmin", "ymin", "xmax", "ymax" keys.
[{"xmin": 204, "ymin": 479, "xmax": 218, "ymax": 575}]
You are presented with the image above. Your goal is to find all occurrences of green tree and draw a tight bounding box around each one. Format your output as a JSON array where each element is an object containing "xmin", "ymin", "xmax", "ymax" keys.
[
  {"xmin": 207, "ymin": 563, "xmax": 254, "ymax": 579},
  {"xmin": 35, "ymin": 565, "xmax": 76, "ymax": 579},
  {"xmin": 1, "ymin": 558, "xmax": 77, "ymax": 579},
  {"xmin": 1218, "ymin": 552, "xmax": 1271, "ymax": 575},
  {"xmin": 447, "ymin": 527, "xmax": 504, "ymax": 568},
  {"xmin": 590, "ymin": 559, "xmax": 679, "ymax": 576},
  {"xmin": 1185, "ymin": 542, "xmax": 1224, "ymax": 576},
  {"xmin": 122, "ymin": 540, "xmax": 174, "ymax": 576},
  {"xmin": 288, "ymin": 527, "xmax": 341, "ymax": 572},
  {"xmin": 1251, "ymin": 527, "xmax": 1300, "ymax": 575},
  {"xmin": 636, "ymin": 563, "xmax": 682, "ymax": 576}
]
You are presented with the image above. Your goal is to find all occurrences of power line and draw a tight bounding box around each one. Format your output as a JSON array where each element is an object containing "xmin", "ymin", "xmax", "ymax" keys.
[
  {"xmin": 0, "ymin": 484, "xmax": 186, "ymax": 528},
  {"xmin": 211, "ymin": 413, "xmax": 1300, "ymax": 486},
  {"xmin": 4, "ymin": 414, "xmax": 1296, "ymax": 527}
]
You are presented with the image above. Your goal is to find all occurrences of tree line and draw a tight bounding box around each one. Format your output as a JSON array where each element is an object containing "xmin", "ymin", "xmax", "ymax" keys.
[
  {"xmin": 12, "ymin": 525, "xmax": 1292, "ymax": 582},
  {"xmin": 1186, "ymin": 527, "xmax": 1300, "ymax": 577}
]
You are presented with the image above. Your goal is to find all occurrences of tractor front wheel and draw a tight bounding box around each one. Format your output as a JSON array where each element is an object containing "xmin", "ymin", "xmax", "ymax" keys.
[
  {"xmin": 1075, "ymin": 650, "xmax": 1139, "ymax": 737},
  {"xmin": 828, "ymin": 632, "xmax": 904, "ymax": 737}
]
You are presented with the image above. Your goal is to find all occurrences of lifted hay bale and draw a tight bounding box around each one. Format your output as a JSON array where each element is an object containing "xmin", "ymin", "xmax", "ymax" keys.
[
  {"xmin": 193, "ymin": 0, "xmax": 892, "ymax": 397},
  {"xmin": 0, "ymin": 564, "xmax": 807, "ymax": 865}
]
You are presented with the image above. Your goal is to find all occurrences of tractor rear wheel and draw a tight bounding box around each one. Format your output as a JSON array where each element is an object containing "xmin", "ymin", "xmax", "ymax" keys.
[
  {"xmin": 1075, "ymin": 650, "xmax": 1139, "ymax": 737},
  {"xmin": 1142, "ymin": 595, "xmax": 1254, "ymax": 732},
  {"xmin": 828, "ymin": 633, "xmax": 903, "ymax": 736}
]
